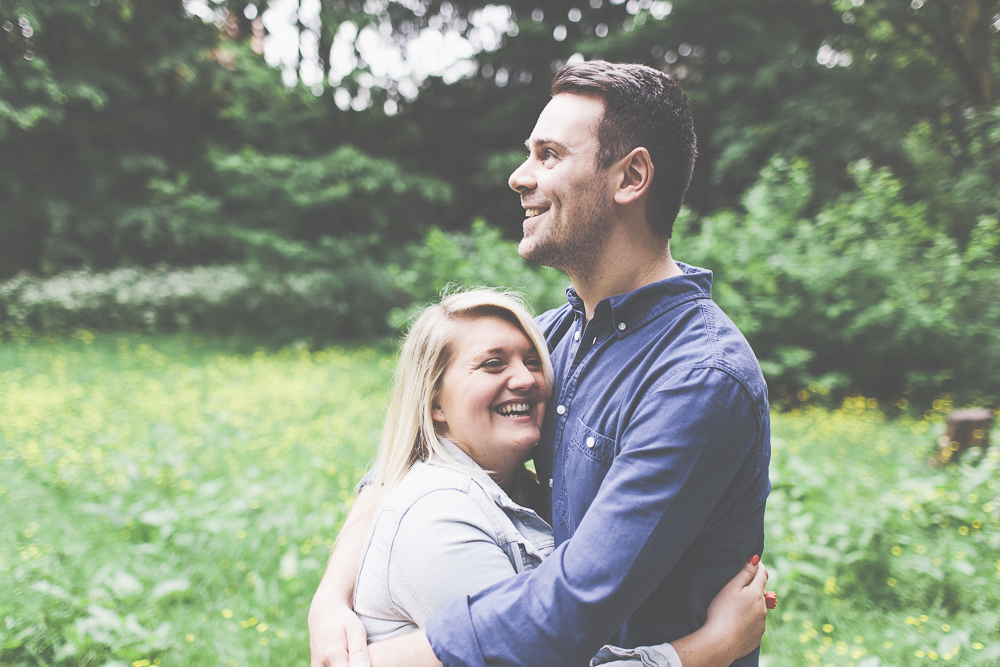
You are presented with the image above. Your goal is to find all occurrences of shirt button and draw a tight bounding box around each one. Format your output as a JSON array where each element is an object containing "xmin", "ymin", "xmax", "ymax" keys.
[
  {"xmin": 574, "ymin": 330, "xmax": 580, "ymax": 341},
  {"xmin": 586, "ymin": 436, "xmax": 596, "ymax": 448},
  {"xmin": 548, "ymin": 478, "xmax": 554, "ymax": 488},
  {"xmin": 618, "ymin": 322, "xmax": 627, "ymax": 331},
  {"xmin": 556, "ymin": 405, "xmax": 566, "ymax": 415}
]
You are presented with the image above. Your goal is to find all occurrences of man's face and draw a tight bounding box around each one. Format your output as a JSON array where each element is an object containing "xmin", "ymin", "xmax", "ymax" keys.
[{"xmin": 509, "ymin": 93, "xmax": 615, "ymax": 274}]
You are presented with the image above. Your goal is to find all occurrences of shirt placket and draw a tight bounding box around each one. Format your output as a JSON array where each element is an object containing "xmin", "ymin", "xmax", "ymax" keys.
[{"xmin": 550, "ymin": 306, "xmax": 611, "ymax": 507}]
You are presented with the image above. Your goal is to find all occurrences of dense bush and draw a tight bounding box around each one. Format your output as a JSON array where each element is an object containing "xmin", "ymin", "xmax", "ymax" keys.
[
  {"xmin": 0, "ymin": 260, "xmax": 395, "ymax": 344},
  {"xmin": 0, "ymin": 222, "xmax": 565, "ymax": 345},
  {"xmin": 3, "ymin": 140, "xmax": 998, "ymax": 402},
  {"xmin": 386, "ymin": 219, "xmax": 569, "ymax": 327},
  {"xmin": 674, "ymin": 154, "xmax": 1000, "ymax": 404}
]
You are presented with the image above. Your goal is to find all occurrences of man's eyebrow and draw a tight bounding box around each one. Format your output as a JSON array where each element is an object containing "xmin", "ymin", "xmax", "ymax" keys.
[{"xmin": 525, "ymin": 137, "xmax": 569, "ymax": 152}]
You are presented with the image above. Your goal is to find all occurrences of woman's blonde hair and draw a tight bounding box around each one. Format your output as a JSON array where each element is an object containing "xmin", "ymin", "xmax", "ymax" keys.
[{"xmin": 373, "ymin": 288, "xmax": 554, "ymax": 493}]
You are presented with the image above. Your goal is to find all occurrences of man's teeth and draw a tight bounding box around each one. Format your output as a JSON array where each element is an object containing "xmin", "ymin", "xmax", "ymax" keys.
[
  {"xmin": 497, "ymin": 403, "xmax": 530, "ymax": 416},
  {"xmin": 524, "ymin": 208, "xmax": 545, "ymax": 218}
]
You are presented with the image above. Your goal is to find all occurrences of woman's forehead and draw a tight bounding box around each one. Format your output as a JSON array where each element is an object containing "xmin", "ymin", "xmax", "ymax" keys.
[{"xmin": 449, "ymin": 315, "xmax": 535, "ymax": 356}]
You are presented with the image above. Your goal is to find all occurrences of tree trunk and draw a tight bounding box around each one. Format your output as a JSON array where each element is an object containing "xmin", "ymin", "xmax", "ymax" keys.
[{"xmin": 959, "ymin": 0, "xmax": 993, "ymax": 104}]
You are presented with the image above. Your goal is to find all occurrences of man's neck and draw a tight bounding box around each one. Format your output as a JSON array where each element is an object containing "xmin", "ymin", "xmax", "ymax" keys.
[{"xmin": 569, "ymin": 238, "xmax": 683, "ymax": 323}]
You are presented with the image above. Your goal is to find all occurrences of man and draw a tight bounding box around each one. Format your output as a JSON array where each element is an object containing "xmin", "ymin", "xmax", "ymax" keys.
[{"xmin": 310, "ymin": 60, "xmax": 770, "ymax": 667}]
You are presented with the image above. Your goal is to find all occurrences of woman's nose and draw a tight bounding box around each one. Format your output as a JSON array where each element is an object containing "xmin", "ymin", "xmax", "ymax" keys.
[{"xmin": 507, "ymin": 362, "xmax": 537, "ymax": 390}]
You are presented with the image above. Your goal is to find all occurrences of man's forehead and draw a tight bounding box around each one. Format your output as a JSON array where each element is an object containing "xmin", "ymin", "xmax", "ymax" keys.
[{"xmin": 526, "ymin": 93, "xmax": 603, "ymax": 147}]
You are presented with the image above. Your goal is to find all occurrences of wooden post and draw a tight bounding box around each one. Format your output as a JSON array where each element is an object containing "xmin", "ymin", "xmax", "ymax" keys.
[{"xmin": 932, "ymin": 408, "xmax": 993, "ymax": 466}]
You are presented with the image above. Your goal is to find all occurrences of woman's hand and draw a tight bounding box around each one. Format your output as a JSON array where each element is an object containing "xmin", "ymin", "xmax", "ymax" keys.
[
  {"xmin": 671, "ymin": 556, "xmax": 770, "ymax": 667},
  {"xmin": 704, "ymin": 555, "xmax": 769, "ymax": 659},
  {"xmin": 308, "ymin": 599, "xmax": 371, "ymax": 667}
]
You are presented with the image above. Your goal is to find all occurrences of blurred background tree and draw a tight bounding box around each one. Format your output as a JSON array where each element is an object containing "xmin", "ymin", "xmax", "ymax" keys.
[{"xmin": 1, "ymin": 0, "xmax": 997, "ymax": 403}]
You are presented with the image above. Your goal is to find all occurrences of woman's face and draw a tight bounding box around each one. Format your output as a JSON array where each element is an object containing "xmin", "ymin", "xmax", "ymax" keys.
[{"xmin": 432, "ymin": 316, "xmax": 548, "ymax": 478}]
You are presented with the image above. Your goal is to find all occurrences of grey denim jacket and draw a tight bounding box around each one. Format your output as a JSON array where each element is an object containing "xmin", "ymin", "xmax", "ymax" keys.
[
  {"xmin": 352, "ymin": 440, "xmax": 681, "ymax": 667},
  {"xmin": 354, "ymin": 440, "xmax": 555, "ymax": 642}
]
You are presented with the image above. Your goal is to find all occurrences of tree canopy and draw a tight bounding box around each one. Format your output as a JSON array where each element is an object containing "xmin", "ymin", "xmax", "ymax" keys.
[{"xmin": 1, "ymin": 0, "xmax": 998, "ymax": 400}]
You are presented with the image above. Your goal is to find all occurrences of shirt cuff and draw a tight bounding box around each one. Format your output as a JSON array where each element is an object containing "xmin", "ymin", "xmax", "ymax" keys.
[
  {"xmin": 589, "ymin": 643, "xmax": 683, "ymax": 667},
  {"xmin": 425, "ymin": 595, "xmax": 487, "ymax": 667}
]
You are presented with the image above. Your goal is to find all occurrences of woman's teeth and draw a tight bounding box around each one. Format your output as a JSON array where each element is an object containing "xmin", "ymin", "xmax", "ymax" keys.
[{"xmin": 496, "ymin": 403, "xmax": 530, "ymax": 416}]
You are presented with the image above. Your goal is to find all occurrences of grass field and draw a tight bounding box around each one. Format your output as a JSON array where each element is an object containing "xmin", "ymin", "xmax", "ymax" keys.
[{"xmin": 1, "ymin": 331, "xmax": 998, "ymax": 666}]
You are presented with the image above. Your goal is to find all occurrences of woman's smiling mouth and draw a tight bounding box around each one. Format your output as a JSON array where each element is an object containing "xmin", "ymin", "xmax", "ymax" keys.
[{"xmin": 495, "ymin": 402, "xmax": 532, "ymax": 417}]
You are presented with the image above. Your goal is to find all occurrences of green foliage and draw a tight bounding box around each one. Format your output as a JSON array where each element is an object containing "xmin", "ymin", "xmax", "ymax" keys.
[
  {"xmin": 0, "ymin": 2, "xmax": 451, "ymax": 278},
  {"xmin": 0, "ymin": 333, "xmax": 391, "ymax": 666},
  {"xmin": 763, "ymin": 400, "xmax": 1000, "ymax": 665},
  {"xmin": 2, "ymin": 336, "xmax": 999, "ymax": 665},
  {"xmin": 675, "ymin": 155, "xmax": 1000, "ymax": 403},
  {"xmin": 0, "ymin": 222, "xmax": 561, "ymax": 343},
  {"xmin": 2, "ymin": 0, "xmax": 997, "ymax": 404},
  {"xmin": 387, "ymin": 219, "xmax": 568, "ymax": 327},
  {"xmin": 0, "ymin": 0, "xmax": 227, "ymax": 276},
  {"xmin": 0, "ymin": 262, "xmax": 396, "ymax": 344}
]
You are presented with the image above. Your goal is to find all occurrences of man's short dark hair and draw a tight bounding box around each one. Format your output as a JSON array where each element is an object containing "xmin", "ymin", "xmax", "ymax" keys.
[{"xmin": 551, "ymin": 60, "xmax": 697, "ymax": 237}]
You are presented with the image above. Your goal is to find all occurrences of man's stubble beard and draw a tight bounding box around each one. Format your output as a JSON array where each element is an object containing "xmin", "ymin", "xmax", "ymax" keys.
[{"xmin": 518, "ymin": 182, "xmax": 612, "ymax": 279}]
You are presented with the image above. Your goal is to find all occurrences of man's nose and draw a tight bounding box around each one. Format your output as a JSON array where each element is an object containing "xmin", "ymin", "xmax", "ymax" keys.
[{"xmin": 509, "ymin": 158, "xmax": 535, "ymax": 193}]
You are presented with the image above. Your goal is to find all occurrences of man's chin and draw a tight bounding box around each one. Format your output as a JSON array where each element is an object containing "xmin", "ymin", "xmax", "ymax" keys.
[
  {"xmin": 519, "ymin": 233, "xmax": 549, "ymax": 258},
  {"xmin": 517, "ymin": 237, "xmax": 537, "ymax": 262}
]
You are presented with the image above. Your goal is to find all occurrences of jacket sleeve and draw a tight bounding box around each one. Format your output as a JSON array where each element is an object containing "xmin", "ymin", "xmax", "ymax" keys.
[{"xmin": 425, "ymin": 367, "xmax": 765, "ymax": 667}]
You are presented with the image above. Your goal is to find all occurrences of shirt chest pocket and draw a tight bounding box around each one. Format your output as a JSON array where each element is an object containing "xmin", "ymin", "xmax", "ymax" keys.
[
  {"xmin": 569, "ymin": 418, "xmax": 617, "ymax": 465},
  {"xmin": 553, "ymin": 418, "xmax": 618, "ymax": 531}
]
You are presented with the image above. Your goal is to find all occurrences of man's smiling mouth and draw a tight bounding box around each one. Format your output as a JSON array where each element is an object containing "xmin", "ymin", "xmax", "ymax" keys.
[{"xmin": 524, "ymin": 208, "xmax": 547, "ymax": 218}]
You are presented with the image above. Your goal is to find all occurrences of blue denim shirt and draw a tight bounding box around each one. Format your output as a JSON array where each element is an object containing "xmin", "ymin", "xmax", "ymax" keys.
[{"xmin": 425, "ymin": 264, "xmax": 771, "ymax": 667}]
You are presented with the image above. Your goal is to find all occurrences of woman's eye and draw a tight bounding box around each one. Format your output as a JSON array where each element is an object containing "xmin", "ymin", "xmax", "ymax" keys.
[
  {"xmin": 481, "ymin": 359, "xmax": 505, "ymax": 371},
  {"xmin": 526, "ymin": 357, "xmax": 543, "ymax": 369}
]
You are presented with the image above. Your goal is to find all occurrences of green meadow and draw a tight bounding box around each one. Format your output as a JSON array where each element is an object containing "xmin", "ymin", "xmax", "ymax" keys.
[{"xmin": 1, "ymin": 332, "xmax": 998, "ymax": 667}]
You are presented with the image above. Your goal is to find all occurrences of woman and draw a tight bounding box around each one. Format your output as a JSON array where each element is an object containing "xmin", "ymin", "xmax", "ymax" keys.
[{"xmin": 353, "ymin": 288, "xmax": 768, "ymax": 667}]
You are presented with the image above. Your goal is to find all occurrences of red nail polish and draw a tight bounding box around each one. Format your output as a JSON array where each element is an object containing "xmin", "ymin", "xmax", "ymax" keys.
[
  {"xmin": 765, "ymin": 591, "xmax": 777, "ymax": 609},
  {"xmin": 749, "ymin": 554, "xmax": 760, "ymax": 566}
]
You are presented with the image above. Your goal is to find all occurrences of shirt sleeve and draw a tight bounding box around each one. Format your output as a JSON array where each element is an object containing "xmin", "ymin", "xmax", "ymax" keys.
[
  {"xmin": 425, "ymin": 367, "xmax": 765, "ymax": 667},
  {"xmin": 387, "ymin": 488, "xmax": 519, "ymax": 627},
  {"xmin": 589, "ymin": 642, "xmax": 683, "ymax": 667}
]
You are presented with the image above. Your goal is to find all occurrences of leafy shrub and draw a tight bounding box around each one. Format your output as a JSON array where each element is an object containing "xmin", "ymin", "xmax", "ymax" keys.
[
  {"xmin": 387, "ymin": 219, "xmax": 569, "ymax": 327},
  {"xmin": 674, "ymin": 156, "xmax": 1000, "ymax": 404},
  {"xmin": 0, "ymin": 222, "xmax": 567, "ymax": 344},
  {"xmin": 0, "ymin": 261, "xmax": 395, "ymax": 345}
]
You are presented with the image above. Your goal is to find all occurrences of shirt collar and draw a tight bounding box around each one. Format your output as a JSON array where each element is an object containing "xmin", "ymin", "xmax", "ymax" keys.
[{"xmin": 565, "ymin": 262, "xmax": 713, "ymax": 339}]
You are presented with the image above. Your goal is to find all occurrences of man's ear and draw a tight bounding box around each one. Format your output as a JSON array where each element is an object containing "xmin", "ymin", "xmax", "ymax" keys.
[{"xmin": 613, "ymin": 147, "xmax": 653, "ymax": 206}]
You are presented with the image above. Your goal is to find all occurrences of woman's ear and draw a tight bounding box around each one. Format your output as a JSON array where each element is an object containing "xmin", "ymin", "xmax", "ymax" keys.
[
  {"xmin": 613, "ymin": 147, "xmax": 653, "ymax": 206},
  {"xmin": 431, "ymin": 403, "xmax": 446, "ymax": 424}
]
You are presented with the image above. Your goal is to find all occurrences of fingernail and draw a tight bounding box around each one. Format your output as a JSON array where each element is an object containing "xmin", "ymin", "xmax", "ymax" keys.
[
  {"xmin": 765, "ymin": 591, "xmax": 777, "ymax": 609},
  {"xmin": 749, "ymin": 554, "xmax": 760, "ymax": 566}
]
